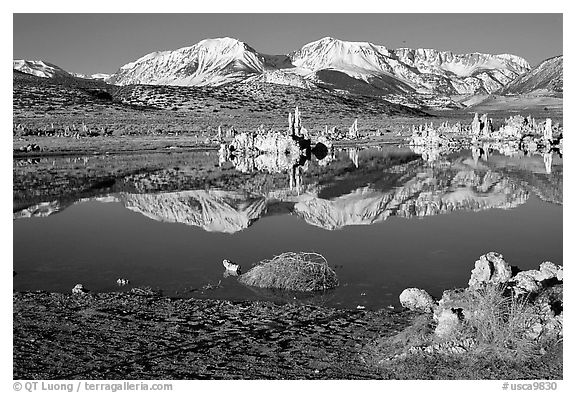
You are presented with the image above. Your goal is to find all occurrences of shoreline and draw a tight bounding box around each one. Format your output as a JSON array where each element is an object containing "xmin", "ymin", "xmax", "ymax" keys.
[
  {"xmin": 13, "ymin": 291, "xmax": 415, "ymax": 379},
  {"xmin": 13, "ymin": 134, "xmax": 408, "ymax": 159},
  {"xmin": 13, "ymin": 284, "xmax": 562, "ymax": 380}
]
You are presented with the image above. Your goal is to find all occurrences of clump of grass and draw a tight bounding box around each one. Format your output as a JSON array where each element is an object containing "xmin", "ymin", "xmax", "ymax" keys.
[
  {"xmin": 238, "ymin": 252, "xmax": 338, "ymax": 291},
  {"xmin": 460, "ymin": 284, "xmax": 543, "ymax": 362},
  {"xmin": 367, "ymin": 283, "xmax": 557, "ymax": 369}
]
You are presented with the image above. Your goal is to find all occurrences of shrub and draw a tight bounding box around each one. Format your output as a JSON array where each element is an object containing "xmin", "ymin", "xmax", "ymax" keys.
[
  {"xmin": 367, "ymin": 284, "xmax": 554, "ymax": 366},
  {"xmin": 460, "ymin": 284, "xmax": 542, "ymax": 361},
  {"xmin": 238, "ymin": 252, "xmax": 338, "ymax": 292}
]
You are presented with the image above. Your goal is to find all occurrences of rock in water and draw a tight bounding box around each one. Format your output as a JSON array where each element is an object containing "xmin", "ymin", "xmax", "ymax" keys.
[
  {"xmin": 72, "ymin": 284, "xmax": 89, "ymax": 295},
  {"xmin": 223, "ymin": 259, "xmax": 241, "ymax": 275},
  {"xmin": 399, "ymin": 288, "xmax": 436, "ymax": 313},
  {"xmin": 468, "ymin": 252, "xmax": 512, "ymax": 287}
]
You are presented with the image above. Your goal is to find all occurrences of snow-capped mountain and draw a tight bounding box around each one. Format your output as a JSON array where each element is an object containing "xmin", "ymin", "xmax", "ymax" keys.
[
  {"xmin": 13, "ymin": 60, "xmax": 73, "ymax": 79},
  {"xmin": 107, "ymin": 37, "xmax": 279, "ymax": 87},
  {"xmin": 290, "ymin": 37, "xmax": 530, "ymax": 95},
  {"xmin": 14, "ymin": 36, "xmax": 544, "ymax": 107},
  {"xmin": 13, "ymin": 60, "xmax": 112, "ymax": 83},
  {"xmin": 107, "ymin": 36, "xmax": 531, "ymax": 96},
  {"xmin": 71, "ymin": 72, "xmax": 112, "ymax": 81},
  {"xmin": 90, "ymin": 73, "xmax": 112, "ymax": 81},
  {"xmin": 498, "ymin": 55, "xmax": 563, "ymax": 95}
]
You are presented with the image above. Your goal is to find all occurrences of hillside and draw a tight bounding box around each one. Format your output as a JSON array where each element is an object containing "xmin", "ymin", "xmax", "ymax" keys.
[
  {"xmin": 13, "ymin": 60, "xmax": 74, "ymax": 79},
  {"xmin": 498, "ymin": 56, "xmax": 563, "ymax": 96},
  {"xmin": 13, "ymin": 70, "xmax": 429, "ymax": 137},
  {"xmin": 12, "ymin": 70, "xmax": 124, "ymax": 114}
]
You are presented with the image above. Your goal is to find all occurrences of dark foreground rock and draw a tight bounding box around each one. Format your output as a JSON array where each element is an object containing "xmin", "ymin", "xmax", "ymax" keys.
[{"xmin": 13, "ymin": 292, "xmax": 415, "ymax": 380}]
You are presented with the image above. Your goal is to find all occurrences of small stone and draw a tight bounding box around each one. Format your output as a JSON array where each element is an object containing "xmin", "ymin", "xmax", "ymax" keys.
[
  {"xmin": 399, "ymin": 288, "xmax": 436, "ymax": 313},
  {"xmin": 116, "ymin": 278, "xmax": 130, "ymax": 286},
  {"xmin": 556, "ymin": 267, "xmax": 563, "ymax": 281}
]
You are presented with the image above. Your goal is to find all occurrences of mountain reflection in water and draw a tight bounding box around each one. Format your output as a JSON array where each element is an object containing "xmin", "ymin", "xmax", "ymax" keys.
[
  {"xmin": 14, "ymin": 144, "xmax": 562, "ymax": 233},
  {"xmin": 13, "ymin": 144, "xmax": 562, "ymax": 308}
]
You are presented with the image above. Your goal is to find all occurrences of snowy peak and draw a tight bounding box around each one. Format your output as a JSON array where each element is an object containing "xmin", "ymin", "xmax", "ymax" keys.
[
  {"xmin": 14, "ymin": 60, "xmax": 112, "ymax": 83},
  {"xmin": 13, "ymin": 60, "xmax": 73, "ymax": 79},
  {"xmin": 108, "ymin": 36, "xmax": 532, "ymax": 94},
  {"xmin": 291, "ymin": 36, "xmax": 392, "ymax": 74},
  {"xmin": 109, "ymin": 37, "xmax": 270, "ymax": 86},
  {"xmin": 289, "ymin": 37, "xmax": 530, "ymax": 94},
  {"xmin": 71, "ymin": 72, "xmax": 112, "ymax": 81},
  {"xmin": 14, "ymin": 36, "xmax": 541, "ymax": 103},
  {"xmin": 90, "ymin": 73, "xmax": 112, "ymax": 81},
  {"xmin": 394, "ymin": 48, "xmax": 529, "ymax": 77}
]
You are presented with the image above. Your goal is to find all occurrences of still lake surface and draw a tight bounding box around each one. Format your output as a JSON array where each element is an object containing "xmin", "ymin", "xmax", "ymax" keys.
[{"xmin": 13, "ymin": 145, "xmax": 563, "ymax": 309}]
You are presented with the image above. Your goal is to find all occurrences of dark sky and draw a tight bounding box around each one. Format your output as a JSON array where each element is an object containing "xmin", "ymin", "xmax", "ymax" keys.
[{"xmin": 13, "ymin": 14, "xmax": 563, "ymax": 75}]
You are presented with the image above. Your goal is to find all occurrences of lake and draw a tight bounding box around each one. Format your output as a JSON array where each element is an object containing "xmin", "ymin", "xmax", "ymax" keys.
[{"xmin": 13, "ymin": 145, "xmax": 563, "ymax": 309}]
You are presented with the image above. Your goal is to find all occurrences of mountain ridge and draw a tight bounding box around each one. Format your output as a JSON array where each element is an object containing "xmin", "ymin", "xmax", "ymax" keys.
[
  {"xmin": 107, "ymin": 36, "xmax": 531, "ymax": 96},
  {"xmin": 498, "ymin": 55, "xmax": 563, "ymax": 96},
  {"xmin": 14, "ymin": 36, "xmax": 562, "ymax": 109}
]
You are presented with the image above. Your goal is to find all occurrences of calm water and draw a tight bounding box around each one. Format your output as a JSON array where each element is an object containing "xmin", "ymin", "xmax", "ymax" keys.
[{"xmin": 13, "ymin": 146, "xmax": 563, "ymax": 309}]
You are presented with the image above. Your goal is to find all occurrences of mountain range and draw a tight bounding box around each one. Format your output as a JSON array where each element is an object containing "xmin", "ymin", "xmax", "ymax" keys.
[
  {"xmin": 102, "ymin": 37, "xmax": 529, "ymax": 95},
  {"xmin": 13, "ymin": 60, "xmax": 111, "ymax": 81},
  {"xmin": 13, "ymin": 36, "xmax": 562, "ymax": 109}
]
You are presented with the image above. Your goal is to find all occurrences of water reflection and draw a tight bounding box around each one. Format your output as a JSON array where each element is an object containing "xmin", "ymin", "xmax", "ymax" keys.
[
  {"xmin": 14, "ymin": 145, "xmax": 562, "ymax": 233},
  {"xmin": 13, "ymin": 145, "xmax": 563, "ymax": 307},
  {"xmin": 411, "ymin": 139, "xmax": 561, "ymax": 176}
]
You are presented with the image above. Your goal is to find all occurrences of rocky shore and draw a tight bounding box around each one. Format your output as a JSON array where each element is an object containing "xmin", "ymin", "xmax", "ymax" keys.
[
  {"xmin": 13, "ymin": 252, "xmax": 563, "ymax": 380},
  {"xmin": 386, "ymin": 252, "xmax": 563, "ymax": 374}
]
